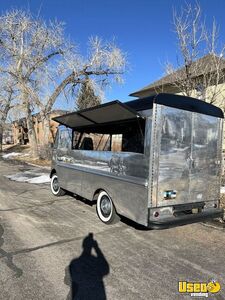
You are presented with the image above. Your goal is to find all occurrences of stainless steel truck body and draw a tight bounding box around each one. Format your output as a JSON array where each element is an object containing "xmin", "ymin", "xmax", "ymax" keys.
[{"xmin": 50, "ymin": 93, "xmax": 224, "ymax": 228}]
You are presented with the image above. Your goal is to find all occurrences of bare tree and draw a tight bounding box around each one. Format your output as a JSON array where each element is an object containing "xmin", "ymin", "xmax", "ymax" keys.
[
  {"xmin": 0, "ymin": 10, "xmax": 126, "ymax": 159},
  {"xmin": 32, "ymin": 36, "xmax": 126, "ymax": 158},
  {"xmin": 0, "ymin": 76, "xmax": 17, "ymax": 151},
  {"xmin": 0, "ymin": 10, "xmax": 66, "ymax": 157},
  {"xmin": 164, "ymin": 3, "xmax": 225, "ymax": 105}
]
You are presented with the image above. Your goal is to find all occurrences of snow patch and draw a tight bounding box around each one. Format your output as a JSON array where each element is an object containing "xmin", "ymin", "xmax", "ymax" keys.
[
  {"xmin": 2, "ymin": 152, "xmax": 22, "ymax": 158},
  {"xmin": 6, "ymin": 172, "xmax": 50, "ymax": 184},
  {"xmin": 2, "ymin": 152, "xmax": 29, "ymax": 159},
  {"xmin": 221, "ymin": 187, "xmax": 225, "ymax": 194},
  {"xmin": 28, "ymin": 175, "xmax": 50, "ymax": 184}
]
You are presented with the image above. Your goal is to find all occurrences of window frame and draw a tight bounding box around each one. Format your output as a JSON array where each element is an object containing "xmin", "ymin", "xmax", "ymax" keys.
[
  {"xmin": 57, "ymin": 127, "xmax": 72, "ymax": 150},
  {"xmin": 71, "ymin": 118, "xmax": 146, "ymax": 154}
]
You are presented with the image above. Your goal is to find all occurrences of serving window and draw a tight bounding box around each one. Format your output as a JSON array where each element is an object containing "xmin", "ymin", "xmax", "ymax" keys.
[{"xmin": 72, "ymin": 119, "xmax": 145, "ymax": 154}]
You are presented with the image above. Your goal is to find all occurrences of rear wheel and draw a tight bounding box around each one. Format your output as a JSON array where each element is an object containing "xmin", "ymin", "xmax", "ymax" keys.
[
  {"xmin": 96, "ymin": 191, "xmax": 119, "ymax": 224},
  {"xmin": 50, "ymin": 173, "xmax": 66, "ymax": 196}
]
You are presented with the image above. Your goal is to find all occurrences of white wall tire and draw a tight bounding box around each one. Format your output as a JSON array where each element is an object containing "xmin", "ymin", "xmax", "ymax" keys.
[
  {"xmin": 50, "ymin": 174, "xmax": 66, "ymax": 196},
  {"xmin": 96, "ymin": 191, "xmax": 119, "ymax": 224}
]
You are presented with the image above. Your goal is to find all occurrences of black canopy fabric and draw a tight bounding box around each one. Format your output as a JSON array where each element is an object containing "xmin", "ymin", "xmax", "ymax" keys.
[
  {"xmin": 53, "ymin": 113, "xmax": 93, "ymax": 128},
  {"xmin": 52, "ymin": 101, "xmax": 142, "ymax": 129}
]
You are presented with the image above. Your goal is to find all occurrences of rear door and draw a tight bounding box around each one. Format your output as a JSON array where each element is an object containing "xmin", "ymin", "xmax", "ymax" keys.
[
  {"xmin": 156, "ymin": 105, "xmax": 192, "ymax": 206},
  {"xmin": 154, "ymin": 105, "xmax": 222, "ymax": 207},
  {"xmin": 189, "ymin": 113, "xmax": 222, "ymax": 202}
]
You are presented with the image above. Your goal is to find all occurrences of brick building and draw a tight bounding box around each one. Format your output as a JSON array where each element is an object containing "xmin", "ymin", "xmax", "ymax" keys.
[
  {"xmin": 12, "ymin": 110, "xmax": 67, "ymax": 145},
  {"xmin": 2, "ymin": 124, "xmax": 14, "ymax": 144}
]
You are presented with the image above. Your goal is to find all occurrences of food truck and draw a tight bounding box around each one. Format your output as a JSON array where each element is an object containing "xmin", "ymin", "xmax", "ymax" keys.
[{"xmin": 50, "ymin": 93, "xmax": 224, "ymax": 228}]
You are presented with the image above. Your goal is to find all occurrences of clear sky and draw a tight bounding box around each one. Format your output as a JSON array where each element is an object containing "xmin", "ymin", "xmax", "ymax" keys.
[{"xmin": 1, "ymin": 0, "xmax": 225, "ymax": 104}]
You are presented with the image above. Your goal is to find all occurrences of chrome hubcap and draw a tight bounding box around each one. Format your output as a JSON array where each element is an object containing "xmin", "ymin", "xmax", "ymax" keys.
[
  {"xmin": 100, "ymin": 196, "xmax": 111, "ymax": 217},
  {"xmin": 52, "ymin": 177, "xmax": 59, "ymax": 192}
]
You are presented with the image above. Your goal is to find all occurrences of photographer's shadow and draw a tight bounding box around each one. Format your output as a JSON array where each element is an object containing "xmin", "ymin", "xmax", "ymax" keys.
[{"xmin": 64, "ymin": 233, "xmax": 109, "ymax": 300}]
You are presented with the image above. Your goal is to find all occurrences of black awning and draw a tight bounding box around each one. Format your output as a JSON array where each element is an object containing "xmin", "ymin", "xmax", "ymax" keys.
[
  {"xmin": 52, "ymin": 101, "xmax": 142, "ymax": 129},
  {"xmin": 126, "ymin": 93, "xmax": 224, "ymax": 118}
]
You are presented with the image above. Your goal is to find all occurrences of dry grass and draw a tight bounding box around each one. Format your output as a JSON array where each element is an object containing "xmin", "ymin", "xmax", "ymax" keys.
[
  {"xmin": 17, "ymin": 156, "xmax": 51, "ymax": 167},
  {"xmin": 1, "ymin": 144, "xmax": 51, "ymax": 168},
  {"xmin": 2, "ymin": 144, "xmax": 29, "ymax": 154},
  {"xmin": 2, "ymin": 144, "xmax": 16, "ymax": 151}
]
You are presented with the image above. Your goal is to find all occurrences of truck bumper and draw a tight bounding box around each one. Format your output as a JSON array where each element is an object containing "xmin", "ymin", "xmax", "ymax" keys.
[{"xmin": 148, "ymin": 208, "xmax": 224, "ymax": 229}]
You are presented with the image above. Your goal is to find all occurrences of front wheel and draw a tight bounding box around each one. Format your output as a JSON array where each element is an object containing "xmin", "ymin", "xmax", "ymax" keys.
[
  {"xmin": 96, "ymin": 191, "xmax": 119, "ymax": 224},
  {"xmin": 50, "ymin": 173, "xmax": 66, "ymax": 196}
]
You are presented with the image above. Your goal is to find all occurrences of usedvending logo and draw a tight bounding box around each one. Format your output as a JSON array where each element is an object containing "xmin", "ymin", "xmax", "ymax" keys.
[{"xmin": 178, "ymin": 280, "xmax": 221, "ymax": 297}]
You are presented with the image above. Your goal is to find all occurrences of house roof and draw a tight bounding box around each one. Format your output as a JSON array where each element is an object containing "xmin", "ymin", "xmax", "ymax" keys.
[{"xmin": 130, "ymin": 54, "xmax": 225, "ymax": 97}]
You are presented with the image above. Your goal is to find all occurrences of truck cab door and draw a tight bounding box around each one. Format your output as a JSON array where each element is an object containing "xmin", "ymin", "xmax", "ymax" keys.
[{"xmin": 55, "ymin": 127, "xmax": 73, "ymax": 191}]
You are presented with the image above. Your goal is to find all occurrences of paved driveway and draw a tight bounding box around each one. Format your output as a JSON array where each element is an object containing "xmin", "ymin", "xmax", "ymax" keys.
[{"xmin": 0, "ymin": 159, "xmax": 224, "ymax": 300}]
